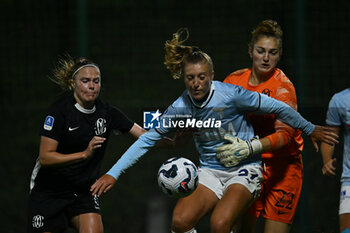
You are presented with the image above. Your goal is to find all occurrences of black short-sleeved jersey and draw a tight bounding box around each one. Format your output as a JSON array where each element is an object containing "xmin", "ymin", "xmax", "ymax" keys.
[{"xmin": 30, "ymin": 95, "xmax": 134, "ymax": 193}]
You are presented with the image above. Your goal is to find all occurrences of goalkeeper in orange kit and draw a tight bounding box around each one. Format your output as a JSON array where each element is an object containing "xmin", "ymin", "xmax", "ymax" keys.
[{"xmin": 217, "ymin": 20, "xmax": 305, "ymax": 233}]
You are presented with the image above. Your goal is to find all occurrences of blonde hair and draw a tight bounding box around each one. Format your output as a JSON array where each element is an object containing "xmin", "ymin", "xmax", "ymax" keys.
[
  {"xmin": 50, "ymin": 54, "xmax": 99, "ymax": 91},
  {"xmin": 249, "ymin": 20, "xmax": 283, "ymax": 54},
  {"xmin": 164, "ymin": 28, "xmax": 213, "ymax": 79}
]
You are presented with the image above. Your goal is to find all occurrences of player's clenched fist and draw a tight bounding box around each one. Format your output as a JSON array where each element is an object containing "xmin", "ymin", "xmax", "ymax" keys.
[
  {"xmin": 83, "ymin": 136, "xmax": 106, "ymax": 160},
  {"xmin": 216, "ymin": 134, "xmax": 262, "ymax": 167}
]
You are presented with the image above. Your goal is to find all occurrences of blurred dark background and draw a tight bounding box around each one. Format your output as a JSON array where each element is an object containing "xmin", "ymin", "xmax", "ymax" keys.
[{"xmin": 2, "ymin": 0, "xmax": 350, "ymax": 232}]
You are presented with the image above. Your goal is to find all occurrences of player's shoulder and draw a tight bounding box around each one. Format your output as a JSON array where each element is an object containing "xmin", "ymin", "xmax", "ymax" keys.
[
  {"xmin": 213, "ymin": 80, "xmax": 240, "ymax": 91},
  {"xmin": 213, "ymin": 81, "xmax": 249, "ymax": 100},
  {"xmin": 94, "ymin": 99, "xmax": 133, "ymax": 124},
  {"xmin": 333, "ymin": 88, "xmax": 350, "ymax": 98},
  {"xmin": 172, "ymin": 90, "xmax": 190, "ymax": 108},
  {"xmin": 229, "ymin": 68, "xmax": 250, "ymax": 77},
  {"xmin": 164, "ymin": 91, "xmax": 191, "ymax": 116},
  {"xmin": 272, "ymin": 68, "xmax": 296, "ymax": 89},
  {"xmin": 273, "ymin": 68, "xmax": 292, "ymax": 84},
  {"xmin": 331, "ymin": 88, "xmax": 350, "ymax": 104},
  {"xmin": 95, "ymin": 98, "xmax": 113, "ymax": 111},
  {"xmin": 224, "ymin": 68, "xmax": 250, "ymax": 83}
]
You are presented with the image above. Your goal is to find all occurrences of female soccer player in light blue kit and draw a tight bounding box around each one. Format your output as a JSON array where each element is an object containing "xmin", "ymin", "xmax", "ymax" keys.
[
  {"xmin": 91, "ymin": 29, "xmax": 338, "ymax": 233},
  {"xmin": 321, "ymin": 88, "xmax": 350, "ymax": 233}
]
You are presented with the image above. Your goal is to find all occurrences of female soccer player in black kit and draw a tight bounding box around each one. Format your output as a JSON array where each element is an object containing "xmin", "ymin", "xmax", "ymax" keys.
[{"xmin": 28, "ymin": 56, "xmax": 146, "ymax": 233}]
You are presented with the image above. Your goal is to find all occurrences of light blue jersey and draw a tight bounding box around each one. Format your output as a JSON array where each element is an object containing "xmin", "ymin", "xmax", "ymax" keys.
[
  {"xmin": 107, "ymin": 81, "xmax": 315, "ymax": 179},
  {"xmin": 326, "ymin": 88, "xmax": 350, "ymax": 184}
]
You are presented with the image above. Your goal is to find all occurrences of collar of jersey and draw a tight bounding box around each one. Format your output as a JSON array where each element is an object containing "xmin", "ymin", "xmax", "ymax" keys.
[
  {"xmin": 187, "ymin": 81, "xmax": 215, "ymax": 109},
  {"xmin": 74, "ymin": 103, "xmax": 96, "ymax": 114}
]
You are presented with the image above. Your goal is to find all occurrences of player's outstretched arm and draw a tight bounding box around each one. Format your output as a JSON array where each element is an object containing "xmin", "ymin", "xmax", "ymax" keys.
[
  {"xmin": 124, "ymin": 122, "xmax": 184, "ymax": 148},
  {"xmin": 256, "ymin": 93, "xmax": 339, "ymax": 149},
  {"xmin": 309, "ymin": 125, "xmax": 339, "ymax": 152},
  {"xmin": 91, "ymin": 174, "xmax": 116, "ymax": 196},
  {"xmin": 90, "ymin": 129, "xmax": 164, "ymax": 195}
]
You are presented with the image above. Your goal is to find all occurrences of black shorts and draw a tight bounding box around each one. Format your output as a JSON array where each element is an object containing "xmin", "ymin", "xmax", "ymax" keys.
[{"xmin": 27, "ymin": 190, "xmax": 101, "ymax": 233}]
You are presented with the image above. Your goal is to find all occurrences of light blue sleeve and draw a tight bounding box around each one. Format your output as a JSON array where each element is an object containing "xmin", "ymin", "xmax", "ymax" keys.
[
  {"xmin": 156, "ymin": 104, "xmax": 179, "ymax": 134},
  {"xmin": 106, "ymin": 129, "xmax": 163, "ymax": 179},
  {"xmin": 326, "ymin": 95, "xmax": 342, "ymax": 126},
  {"xmin": 229, "ymin": 85, "xmax": 315, "ymax": 135},
  {"xmin": 230, "ymin": 84, "xmax": 261, "ymax": 112},
  {"xmin": 257, "ymin": 94, "xmax": 315, "ymax": 135}
]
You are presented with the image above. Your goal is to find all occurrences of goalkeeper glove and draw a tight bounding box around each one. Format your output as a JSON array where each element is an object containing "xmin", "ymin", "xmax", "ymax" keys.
[{"xmin": 216, "ymin": 134, "xmax": 262, "ymax": 167}]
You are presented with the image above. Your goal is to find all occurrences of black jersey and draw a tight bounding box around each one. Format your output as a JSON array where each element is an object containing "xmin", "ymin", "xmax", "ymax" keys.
[{"xmin": 31, "ymin": 95, "xmax": 134, "ymax": 193}]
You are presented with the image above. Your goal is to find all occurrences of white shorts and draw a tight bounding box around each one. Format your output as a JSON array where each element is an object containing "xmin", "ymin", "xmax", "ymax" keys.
[
  {"xmin": 339, "ymin": 184, "xmax": 350, "ymax": 215},
  {"xmin": 198, "ymin": 163, "xmax": 263, "ymax": 199}
]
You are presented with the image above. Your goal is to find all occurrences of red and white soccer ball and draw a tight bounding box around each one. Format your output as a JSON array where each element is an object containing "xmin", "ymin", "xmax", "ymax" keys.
[{"xmin": 157, "ymin": 157, "xmax": 199, "ymax": 198}]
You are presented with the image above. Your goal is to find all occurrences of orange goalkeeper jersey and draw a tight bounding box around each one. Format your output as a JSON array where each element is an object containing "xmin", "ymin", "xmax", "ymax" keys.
[{"xmin": 224, "ymin": 68, "xmax": 303, "ymax": 158}]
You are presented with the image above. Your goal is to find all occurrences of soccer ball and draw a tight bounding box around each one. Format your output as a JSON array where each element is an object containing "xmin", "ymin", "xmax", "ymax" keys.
[{"xmin": 157, "ymin": 157, "xmax": 199, "ymax": 198}]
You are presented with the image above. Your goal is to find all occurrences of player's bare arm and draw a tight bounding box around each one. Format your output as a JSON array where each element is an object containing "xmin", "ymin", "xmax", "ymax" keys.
[
  {"xmin": 39, "ymin": 135, "xmax": 106, "ymax": 166},
  {"xmin": 320, "ymin": 126, "xmax": 340, "ymax": 176},
  {"xmin": 125, "ymin": 123, "xmax": 146, "ymax": 139}
]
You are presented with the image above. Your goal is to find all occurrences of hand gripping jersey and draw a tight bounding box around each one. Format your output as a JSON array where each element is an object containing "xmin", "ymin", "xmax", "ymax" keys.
[
  {"xmin": 326, "ymin": 88, "xmax": 350, "ymax": 184},
  {"xmin": 30, "ymin": 95, "xmax": 134, "ymax": 193},
  {"xmin": 224, "ymin": 68, "xmax": 304, "ymax": 159},
  {"xmin": 107, "ymin": 81, "xmax": 314, "ymax": 180}
]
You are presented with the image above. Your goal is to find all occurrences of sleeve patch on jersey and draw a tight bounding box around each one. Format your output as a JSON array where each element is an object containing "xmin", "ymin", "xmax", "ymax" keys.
[{"xmin": 43, "ymin": 115, "xmax": 54, "ymax": 131}]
